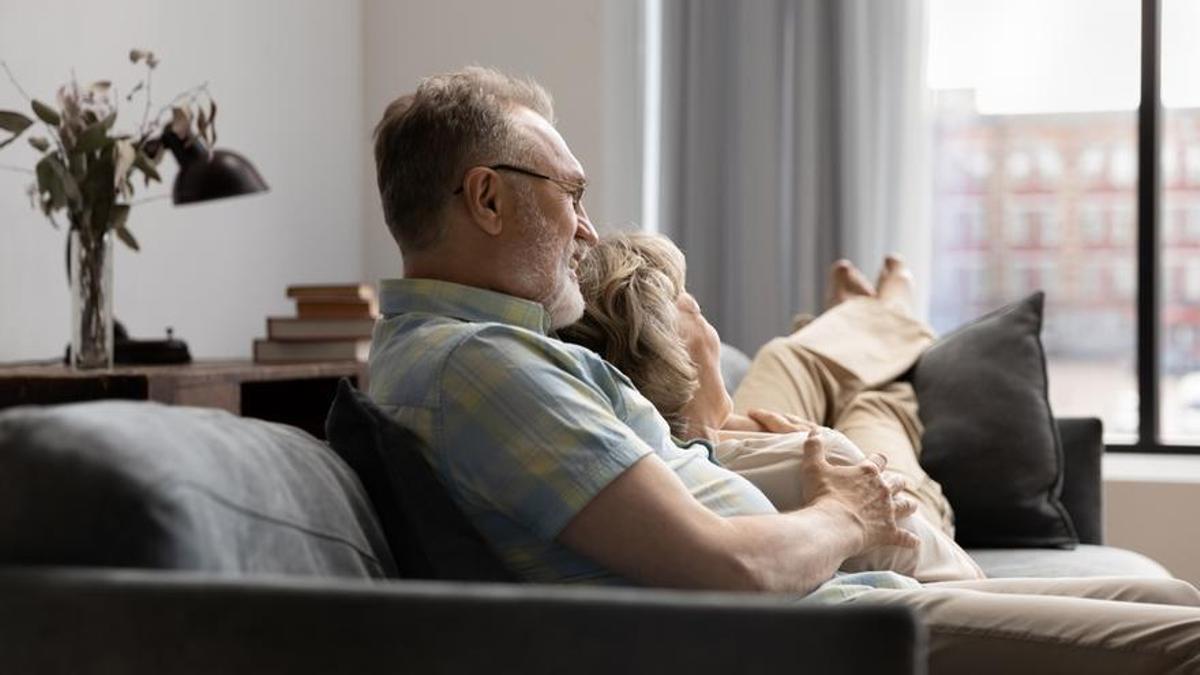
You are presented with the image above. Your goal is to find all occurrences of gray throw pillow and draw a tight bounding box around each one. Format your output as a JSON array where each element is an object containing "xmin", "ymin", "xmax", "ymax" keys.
[
  {"xmin": 324, "ymin": 379, "xmax": 517, "ymax": 581},
  {"xmin": 912, "ymin": 292, "xmax": 1078, "ymax": 548},
  {"xmin": 0, "ymin": 400, "xmax": 395, "ymax": 577}
]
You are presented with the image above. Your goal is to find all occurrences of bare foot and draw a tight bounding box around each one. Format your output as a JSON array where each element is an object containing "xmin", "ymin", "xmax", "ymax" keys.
[
  {"xmin": 825, "ymin": 259, "xmax": 876, "ymax": 309},
  {"xmin": 876, "ymin": 254, "xmax": 916, "ymax": 315}
]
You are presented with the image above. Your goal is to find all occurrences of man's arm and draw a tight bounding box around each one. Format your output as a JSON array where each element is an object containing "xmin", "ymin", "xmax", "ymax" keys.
[{"xmin": 559, "ymin": 432, "xmax": 918, "ymax": 594}]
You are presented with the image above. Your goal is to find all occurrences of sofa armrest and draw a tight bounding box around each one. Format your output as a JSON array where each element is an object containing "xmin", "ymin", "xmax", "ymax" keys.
[
  {"xmin": 0, "ymin": 567, "xmax": 923, "ymax": 675},
  {"xmin": 1056, "ymin": 417, "xmax": 1104, "ymax": 545}
]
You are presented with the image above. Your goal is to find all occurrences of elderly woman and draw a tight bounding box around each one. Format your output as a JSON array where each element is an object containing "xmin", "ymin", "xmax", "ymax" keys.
[{"xmin": 560, "ymin": 232, "xmax": 983, "ymax": 582}]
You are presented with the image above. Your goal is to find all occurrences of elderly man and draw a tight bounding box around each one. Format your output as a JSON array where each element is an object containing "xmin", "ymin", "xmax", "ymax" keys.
[{"xmin": 367, "ymin": 66, "xmax": 1200, "ymax": 673}]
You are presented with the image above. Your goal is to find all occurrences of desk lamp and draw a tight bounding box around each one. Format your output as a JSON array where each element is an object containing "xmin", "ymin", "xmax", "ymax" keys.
[{"xmin": 111, "ymin": 128, "xmax": 268, "ymax": 364}]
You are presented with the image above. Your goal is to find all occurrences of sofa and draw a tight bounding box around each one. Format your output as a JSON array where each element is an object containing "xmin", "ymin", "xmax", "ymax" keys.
[{"xmin": 0, "ymin": 353, "xmax": 1170, "ymax": 674}]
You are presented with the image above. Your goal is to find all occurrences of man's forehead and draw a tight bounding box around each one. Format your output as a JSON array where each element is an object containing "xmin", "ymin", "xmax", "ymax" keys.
[{"xmin": 510, "ymin": 106, "xmax": 586, "ymax": 181}]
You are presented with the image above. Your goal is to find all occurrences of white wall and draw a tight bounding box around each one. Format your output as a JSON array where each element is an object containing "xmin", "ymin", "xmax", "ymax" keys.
[
  {"xmin": 1106, "ymin": 480, "xmax": 1200, "ymax": 585},
  {"xmin": 359, "ymin": 0, "xmax": 644, "ymax": 283},
  {"xmin": 0, "ymin": 0, "xmax": 643, "ymax": 361},
  {"xmin": 0, "ymin": 0, "xmax": 364, "ymax": 360},
  {"xmin": 1103, "ymin": 455, "xmax": 1200, "ymax": 586}
]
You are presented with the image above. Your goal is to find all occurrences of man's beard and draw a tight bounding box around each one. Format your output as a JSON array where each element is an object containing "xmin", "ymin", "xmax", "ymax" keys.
[
  {"xmin": 515, "ymin": 189, "xmax": 586, "ymax": 329},
  {"xmin": 544, "ymin": 254, "xmax": 585, "ymax": 329}
]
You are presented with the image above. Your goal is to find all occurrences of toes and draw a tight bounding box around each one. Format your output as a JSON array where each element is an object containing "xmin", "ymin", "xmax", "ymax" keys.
[
  {"xmin": 830, "ymin": 259, "xmax": 854, "ymax": 279},
  {"xmin": 878, "ymin": 254, "xmax": 913, "ymax": 289},
  {"xmin": 882, "ymin": 254, "xmax": 907, "ymax": 274},
  {"xmin": 827, "ymin": 259, "xmax": 876, "ymax": 308},
  {"xmin": 847, "ymin": 266, "xmax": 877, "ymax": 295}
]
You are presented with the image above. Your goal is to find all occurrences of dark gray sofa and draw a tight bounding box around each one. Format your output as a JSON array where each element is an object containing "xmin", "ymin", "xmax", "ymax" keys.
[
  {"xmin": 0, "ymin": 374, "xmax": 1167, "ymax": 673},
  {"xmin": 0, "ymin": 400, "xmax": 923, "ymax": 675}
]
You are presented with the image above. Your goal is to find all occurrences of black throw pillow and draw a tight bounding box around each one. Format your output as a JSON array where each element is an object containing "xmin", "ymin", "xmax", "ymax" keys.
[
  {"xmin": 324, "ymin": 379, "xmax": 517, "ymax": 581},
  {"xmin": 912, "ymin": 292, "xmax": 1078, "ymax": 549}
]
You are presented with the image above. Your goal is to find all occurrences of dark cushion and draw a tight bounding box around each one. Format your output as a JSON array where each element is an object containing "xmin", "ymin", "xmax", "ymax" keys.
[
  {"xmin": 912, "ymin": 292, "xmax": 1078, "ymax": 548},
  {"xmin": 324, "ymin": 379, "xmax": 516, "ymax": 581},
  {"xmin": 0, "ymin": 400, "xmax": 395, "ymax": 577}
]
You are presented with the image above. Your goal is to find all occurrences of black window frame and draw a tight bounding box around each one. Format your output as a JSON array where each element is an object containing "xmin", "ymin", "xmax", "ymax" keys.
[{"xmin": 1107, "ymin": 0, "xmax": 1196, "ymax": 453}]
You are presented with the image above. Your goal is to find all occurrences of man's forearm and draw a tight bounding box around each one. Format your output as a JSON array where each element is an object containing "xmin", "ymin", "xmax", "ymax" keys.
[
  {"xmin": 719, "ymin": 500, "xmax": 864, "ymax": 594},
  {"xmin": 558, "ymin": 454, "xmax": 870, "ymax": 594}
]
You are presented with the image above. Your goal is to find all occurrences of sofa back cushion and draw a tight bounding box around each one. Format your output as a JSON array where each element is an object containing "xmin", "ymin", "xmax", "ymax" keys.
[
  {"xmin": 324, "ymin": 379, "xmax": 516, "ymax": 581},
  {"xmin": 0, "ymin": 401, "xmax": 395, "ymax": 577}
]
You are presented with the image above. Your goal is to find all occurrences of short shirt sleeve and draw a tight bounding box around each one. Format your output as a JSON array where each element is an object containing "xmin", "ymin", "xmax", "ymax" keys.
[{"xmin": 435, "ymin": 327, "xmax": 654, "ymax": 540}]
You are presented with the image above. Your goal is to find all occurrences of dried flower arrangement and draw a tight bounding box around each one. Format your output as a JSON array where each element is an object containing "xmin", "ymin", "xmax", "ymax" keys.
[
  {"xmin": 0, "ymin": 50, "xmax": 222, "ymax": 369},
  {"xmin": 0, "ymin": 49, "xmax": 218, "ymax": 251}
]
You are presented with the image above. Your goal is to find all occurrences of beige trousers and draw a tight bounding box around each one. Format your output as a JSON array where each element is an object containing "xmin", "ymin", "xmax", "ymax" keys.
[
  {"xmin": 734, "ymin": 297, "xmax": 1200, "ymax": 673},
  {"xmin": 862, "ymin": 576, "xmax": 1200, "ymax": 674},
  {"xmin": 732, "ymin": 296, "xmax": 949, "ymax": 532}
]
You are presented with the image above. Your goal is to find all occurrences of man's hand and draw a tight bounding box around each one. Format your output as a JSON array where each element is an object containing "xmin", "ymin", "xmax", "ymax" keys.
[{"xmin": 797, "ymin": 430, "xmax": 920, "ymax": 553}]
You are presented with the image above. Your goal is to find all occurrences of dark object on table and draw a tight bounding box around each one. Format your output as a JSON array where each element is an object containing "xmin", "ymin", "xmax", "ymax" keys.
[
  {"xmin": 64, "ymin": 321, "xmax": 192, "ymax": 365},
  {"xmin": 115, "ymin": 323, "xmax": 192, "ymax": 365}
]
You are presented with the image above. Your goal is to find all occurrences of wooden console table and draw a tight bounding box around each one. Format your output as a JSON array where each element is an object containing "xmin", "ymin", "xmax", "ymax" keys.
[{"xmin": 0, "ymin": 360, "xmax": 367, "ymax": 440}]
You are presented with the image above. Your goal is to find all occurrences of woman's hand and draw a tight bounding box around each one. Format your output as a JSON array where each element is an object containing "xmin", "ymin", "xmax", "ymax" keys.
[
  {"xmin": 721, "ymin": 413, "xmax": 765, "ymax": 432},
  {"xmin": 722, "ymin": 408, "xmax": 817, "ymax": 434}
]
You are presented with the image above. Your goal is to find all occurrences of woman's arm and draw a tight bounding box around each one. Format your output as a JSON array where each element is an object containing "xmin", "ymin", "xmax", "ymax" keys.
[{"xmin": 722, "ymin": 409, "xmax": 817, "ymax": 434}]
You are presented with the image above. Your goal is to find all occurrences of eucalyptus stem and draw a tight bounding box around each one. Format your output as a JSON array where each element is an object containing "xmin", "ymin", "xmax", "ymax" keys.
[
  {"xmin": 0, "ymin": 60, "xmax": 32, "ymax": 102},
  {"xmin": 128, "ymin": 193, "xmax": 169, "ymax": 206},
  {"xmin": 138, "ymin": 64, "xmax": 154, "ymax": 137},
  {"xmin": 147, "ymin": 81, "xmax": 210, "ymax": 134}
]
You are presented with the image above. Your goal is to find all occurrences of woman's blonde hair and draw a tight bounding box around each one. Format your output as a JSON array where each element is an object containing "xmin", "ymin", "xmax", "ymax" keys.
[{"xmin": 559, "ymin": 232, "xmax": 699, "ymax": 436}]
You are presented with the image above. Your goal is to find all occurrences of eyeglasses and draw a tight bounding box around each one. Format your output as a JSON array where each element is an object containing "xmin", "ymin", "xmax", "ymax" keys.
[{"xmin": 453, "ymin": 163, "xmax": 588, "ymax": 216}]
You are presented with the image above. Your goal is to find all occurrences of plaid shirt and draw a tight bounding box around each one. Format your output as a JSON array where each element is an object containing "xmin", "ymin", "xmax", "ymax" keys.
[
  {"xmin": 367, "ymin": 278, "xmax": 921, "ymax": 597},
  {"xmin": 368, "ymin": 278, "xmax": 776, "ymax": 584}
]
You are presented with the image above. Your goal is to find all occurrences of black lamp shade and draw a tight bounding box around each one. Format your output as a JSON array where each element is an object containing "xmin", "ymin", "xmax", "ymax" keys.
[{"xmin": 162, "ymin": 129, "xmax": 268, "ymax": 205}]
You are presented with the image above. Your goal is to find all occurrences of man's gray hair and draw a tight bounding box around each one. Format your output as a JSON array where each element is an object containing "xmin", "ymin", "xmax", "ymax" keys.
[{"xmin": 373, "ymin": 66, "xmax": 555, "ymax": 252}]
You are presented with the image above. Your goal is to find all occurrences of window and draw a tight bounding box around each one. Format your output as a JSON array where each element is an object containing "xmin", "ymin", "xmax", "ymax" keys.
[
  {"xmin": 1186, "ymin": 144, "xmax": 1200, "ymax": 185},
  {"xmin": 928, "ymin": 0, "xmax": 1139, "ymax": 444},
  {"xmin": 1159, "ymin": 0, "xmax": 1200, "ymax": 443},
  {"xmin": 1080, "ymin": 262, "xmax": 1109, "ymax": 300},
  {"xmin": 1079, "ymin": 204, "xmax": 1108, "ymax": 244},
  {"xmin": 932, "ymin": 0, "xmax": 1200, "ymax": 451},
  {"xmin": 1037, "ymin": 145, "xmax": 1064, "ymax": 180},
  {"xmin": 1184, "ymin": 261, "xmax": 1200, "ymax": 303},
  {"xmin": 1080, "ymin": 146, "xmax": 1107, "ymax": 179},
  {"xmin": 943, "ymin": 198, "xmax": 988, "ymax": 248},
  {"xmin": 1007, "ymin": 150, "xmax": 1033, "ymax": 182},
  {"xmin": 1188, "ymin": 203, "xmax": 1200, "ymax": 242},
  {"xmin": 1005, "ymin": 206, "xmax": 1032, "ymax": 246},
  {"xmin": 1111, "ymin": 145, "xmax": 1137, "ymax": 186}
]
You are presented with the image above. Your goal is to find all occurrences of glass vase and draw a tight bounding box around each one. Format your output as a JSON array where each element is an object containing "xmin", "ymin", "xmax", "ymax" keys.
[{"xmin": 70, "ymin": 229, "xmax": 114, "ymax": 370}]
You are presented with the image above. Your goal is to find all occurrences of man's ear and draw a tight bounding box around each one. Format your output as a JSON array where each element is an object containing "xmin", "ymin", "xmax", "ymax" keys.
[{"xmin": 461, "ymin": 167, "xmax": 504, "ymax": 236}]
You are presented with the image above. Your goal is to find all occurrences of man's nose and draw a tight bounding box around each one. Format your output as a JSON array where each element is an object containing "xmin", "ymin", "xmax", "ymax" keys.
[{"xmin": 576, "ymin": 207, "xmax": 599, "ymax": 245}]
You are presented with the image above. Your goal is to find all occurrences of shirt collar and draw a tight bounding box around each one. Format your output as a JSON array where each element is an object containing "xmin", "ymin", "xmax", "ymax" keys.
[{"xmin": 378, "ymin": 278, "xmax": 553, "ymax": 335}]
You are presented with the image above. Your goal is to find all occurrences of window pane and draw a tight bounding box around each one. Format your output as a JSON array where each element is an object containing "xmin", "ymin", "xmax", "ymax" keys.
[
  {"xmin": 1159, "ymin": 0, "xmax": 1200, "ymax": 443},
  {"xmin": 928, "ymin": 0, "xmax": 1140, "ymax": 443}
]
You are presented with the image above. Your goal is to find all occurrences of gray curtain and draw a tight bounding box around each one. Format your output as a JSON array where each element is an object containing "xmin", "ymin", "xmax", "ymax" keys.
[{"xmin": 657, "ymin": 0, "xmax": 929, "ymax": 354}]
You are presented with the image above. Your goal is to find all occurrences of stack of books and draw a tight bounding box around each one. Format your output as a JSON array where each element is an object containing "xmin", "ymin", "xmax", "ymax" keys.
[{"xmin": 253, "ymin": 284, "xmax": 378, "ymax": 363}]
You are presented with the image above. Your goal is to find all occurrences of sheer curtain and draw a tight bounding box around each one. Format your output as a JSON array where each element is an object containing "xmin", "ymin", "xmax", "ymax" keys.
[{"xmin": 656, "ymin": 0, "xmax": 930, "ymax": 354}]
